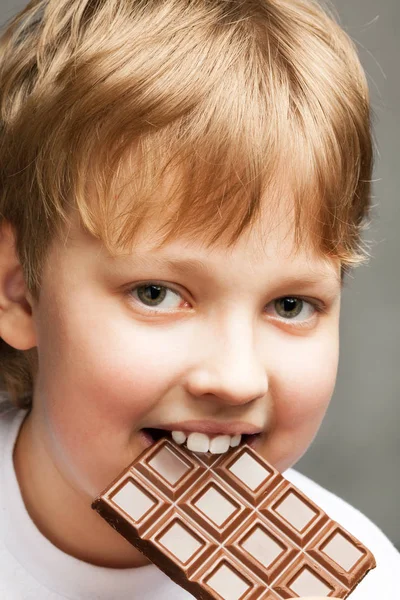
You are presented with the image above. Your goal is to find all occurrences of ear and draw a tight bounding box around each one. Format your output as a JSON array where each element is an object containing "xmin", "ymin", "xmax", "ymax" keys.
[{"xmin": 0, "ymin": 220, "xmax": 37, "ymax": 350}]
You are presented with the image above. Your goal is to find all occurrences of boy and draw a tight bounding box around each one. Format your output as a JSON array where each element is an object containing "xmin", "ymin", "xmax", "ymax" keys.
[{"xmin": 0, "ymin": 0, "xmax": 398, "ymax": 599}]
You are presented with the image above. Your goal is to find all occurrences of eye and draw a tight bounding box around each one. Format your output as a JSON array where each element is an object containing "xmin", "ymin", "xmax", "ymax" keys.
[
  {"xmin": 129, "ymin": 283, "xmax": 186, "ymax": 311},
  {"xmin": 267, "ymin": 297, "xmax": 323, "ymax": 324}
]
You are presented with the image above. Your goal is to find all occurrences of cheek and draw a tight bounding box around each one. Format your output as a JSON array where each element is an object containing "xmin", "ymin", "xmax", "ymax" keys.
[
  {"xmin": 261, "ymin": 332, "xmax": 339, "ymax": 471},
  {"xmin": 34, "ymin": 292, "xmax": 187, "ymax": 492},
  {"xmin": 39, "ymin": 292, "xmax": 183, "ymax": 416},
  {"xmin": 271, "ymin": 333, "xmax": 339, "ymax": 430}
]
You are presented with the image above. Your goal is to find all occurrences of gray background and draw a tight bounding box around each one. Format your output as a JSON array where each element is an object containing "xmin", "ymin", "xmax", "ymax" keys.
[{"xmin": 1, "ymin": 0, "xmax": 399, "ymax": 547}]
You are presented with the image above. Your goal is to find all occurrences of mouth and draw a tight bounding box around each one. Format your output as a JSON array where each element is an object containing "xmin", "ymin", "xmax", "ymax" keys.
[{"xmin": 140, "ymin": 427, "xmax": 261, "ymax": 455}]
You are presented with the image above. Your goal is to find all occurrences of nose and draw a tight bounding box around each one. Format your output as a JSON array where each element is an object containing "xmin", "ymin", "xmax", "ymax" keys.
[{"xmin": 185, "ymin": 314, "xmax": 269, "ymax": 406}]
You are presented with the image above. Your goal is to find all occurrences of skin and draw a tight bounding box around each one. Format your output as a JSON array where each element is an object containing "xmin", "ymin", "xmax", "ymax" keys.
[{"xmin": 0, "ymin": 193, "xmax": 341, "ymax": 600}]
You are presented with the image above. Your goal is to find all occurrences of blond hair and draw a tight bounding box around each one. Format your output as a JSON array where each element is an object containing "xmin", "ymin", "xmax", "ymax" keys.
[{"xmin": 0, "ymin": 0, "xmax": 372, "ymax": 406}]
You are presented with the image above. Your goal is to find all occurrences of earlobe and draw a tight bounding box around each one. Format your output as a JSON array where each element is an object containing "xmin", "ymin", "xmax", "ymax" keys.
[{"xmin": 0, "ymin": 221, "xmax": 37, "ymax": 350}]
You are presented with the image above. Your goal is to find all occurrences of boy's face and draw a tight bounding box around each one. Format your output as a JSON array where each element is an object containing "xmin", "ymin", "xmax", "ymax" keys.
[{"xmin": 25, "ymin": 199, "xmax": 341, "ymax": 502}]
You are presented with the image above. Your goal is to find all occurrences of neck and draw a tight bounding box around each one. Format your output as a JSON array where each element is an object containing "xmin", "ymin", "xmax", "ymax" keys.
[{"xmin": 13, "ymin": 412, "xmax": 148, "ymax": 569}]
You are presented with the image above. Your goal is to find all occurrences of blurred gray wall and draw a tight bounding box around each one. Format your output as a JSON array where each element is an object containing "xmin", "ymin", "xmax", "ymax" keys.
[
  {"xmin": 296, "ymin": 0, "xmax": 400, "ymax": 549},
  {"xmin": 1, "ymin": 0, "xmax": 399, "ymax": 546}
]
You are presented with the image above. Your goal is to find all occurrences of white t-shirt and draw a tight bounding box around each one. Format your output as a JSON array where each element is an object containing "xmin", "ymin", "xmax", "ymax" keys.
[{"xmin": 0, "ymin": 406, "xmax": 399, "ymax": 600}]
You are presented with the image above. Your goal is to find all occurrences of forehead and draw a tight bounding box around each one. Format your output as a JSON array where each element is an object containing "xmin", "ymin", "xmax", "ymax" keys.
[{"xmin": 57, "ymin": 197, "xmax": 340, "ymax": 287}]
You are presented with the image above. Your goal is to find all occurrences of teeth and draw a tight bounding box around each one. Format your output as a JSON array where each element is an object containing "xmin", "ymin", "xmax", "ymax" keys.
[
  {"xmin": 172, "ymin": 431, "xmax": 187, "ymax": 445},
  {"xmin": 209, "ymin": 435, "xmax": 230, "ymax": 454},
  {"xmin": 230, "ymin": 434, "xmax": 241, "ymax": 447},
  {"xmin": 171, "ymin": 431, "xmax": 243, "ymax": 454},
  {"xmin": 187, "ymin": 432, "xmax": 209, "ymax": 453}
]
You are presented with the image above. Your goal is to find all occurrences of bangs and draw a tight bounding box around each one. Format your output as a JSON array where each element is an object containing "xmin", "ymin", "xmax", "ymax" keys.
[
  {"xmin": 79, "ymin": 92, "xmax": 306, "ymax": 252},
  {"xmin": 2, "ymin": 0, "xmax": 371, "ymax": 287},
  {"xmin": 52, "ymin": 1, "xmax": 370, "ymax": 267},
  {"xmin": 74, "ymin": 77, "xmax": 367, "ymax": 268}
]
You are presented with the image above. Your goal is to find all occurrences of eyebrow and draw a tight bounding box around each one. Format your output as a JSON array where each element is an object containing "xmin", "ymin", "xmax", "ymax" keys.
[
  {"xmin": 145, "ymin": 256, "xmax": 213, "ymax": 277},
  {"xmin": 114, "ymin": 254, "xmax": 341, "ymax": 289}
]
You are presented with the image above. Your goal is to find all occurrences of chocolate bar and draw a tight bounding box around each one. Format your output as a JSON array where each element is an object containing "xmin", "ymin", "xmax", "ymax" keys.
[{"xmin": 92, "ymin": 439, "xmax": 375, "ymax": 598}]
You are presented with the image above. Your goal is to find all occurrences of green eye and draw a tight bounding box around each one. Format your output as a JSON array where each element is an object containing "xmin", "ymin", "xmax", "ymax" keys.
[
  {"xmin": 274, "ymin": 297, "xmax": 303, "ymax": 319},
  {"xmin": 137, "ymin": 285, "xmax": 167, "ymax": 306}
]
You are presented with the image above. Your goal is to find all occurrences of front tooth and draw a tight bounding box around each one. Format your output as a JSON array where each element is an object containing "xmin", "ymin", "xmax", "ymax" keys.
[
  {"xmin": 172, "ymin": 431, "xmax": 187, "ymax": 445},
  {"xmin": 210, "ymin": 435, "xmax": 231, "ymax": 454},
  {"xmin": 230, "ymin": 434, "xmax": 241, "ymax": 447},
  {"xmin": 187, "ymin": 432, "xmax": 209, "ymax": 453}
]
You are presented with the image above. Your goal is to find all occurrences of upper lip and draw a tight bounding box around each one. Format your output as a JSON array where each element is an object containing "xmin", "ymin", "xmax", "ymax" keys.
[{"xmin": 146, "ymin": 420, "xmax": 263, "ymax": 436}]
